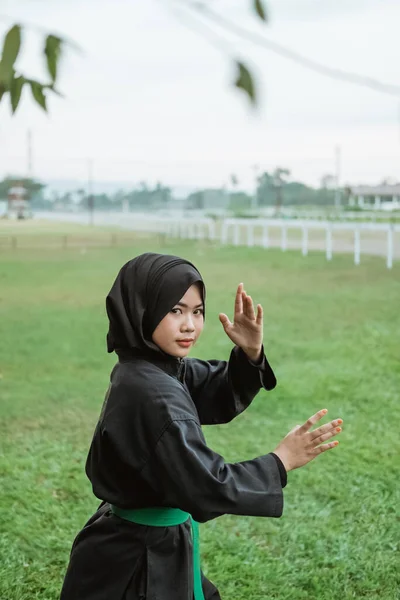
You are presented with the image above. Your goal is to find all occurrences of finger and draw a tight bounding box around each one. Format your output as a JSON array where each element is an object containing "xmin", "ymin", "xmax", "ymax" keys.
[
  {"xmin": 219, "ymin": 313, "xmax": 232, "ymax": 329},
  {"xmin": 256, "ymin": 304, "xmax": 263, "ymax": 326},
  {"xmin": 312, "ymin": 427, "xmax": 342, "ymax": 447},
  {"xmin": 309, "ymin": 419, "xmax": 343, "ymax": 441},
  {"xmin": 235, "ymin": 283, "xmax": 243, "ymax": 315},
  {"xmin": 300, "ymin": 409, "xmax": 328, "ymax": 433},
  {"xmin": 312, "ymin": 440, "xmax": 339, "ymax": 455},
  {"xmin": 245, "ymin": 295, "xmax": 256, "ymax": 320},
  {"xmin": 288, "ymin": 424, "xmax": 301, "ymax": 435}
]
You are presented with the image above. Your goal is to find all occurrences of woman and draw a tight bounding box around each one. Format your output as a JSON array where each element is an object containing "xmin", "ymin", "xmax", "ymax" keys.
[{"xmin": 60, "ymin": 252, "xmax": 342, "ymax": 600}]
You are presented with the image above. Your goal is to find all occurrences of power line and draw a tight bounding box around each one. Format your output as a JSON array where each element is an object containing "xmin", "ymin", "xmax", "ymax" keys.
[
  {"xmin": 165, "ymin": 1, "xmax": 234, "ymax": 58},
  {"xmin": 172, "ymin": 0, "xmax": 400, "ymax": 97}
]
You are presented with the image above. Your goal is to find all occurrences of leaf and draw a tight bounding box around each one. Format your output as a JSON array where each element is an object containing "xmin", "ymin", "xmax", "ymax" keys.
[
  {"xmin": 234, "ymin": 61, "xmax": 257, "ymax": 105},
  {"xmin": 253, "ymin": 0, "xmax": 268, "ymax": 21},
  {"xmin": 0, "ymin": 63, "xmax": 8, "ymax": 86},
  {"xmin": 44, "ymin": 83, "xmax": 64, "ymax": 98},
  {"xmin": 0, "ymin": 83, "xmax": 5, "ymax": 102},
  {"xmin": 30, "ymin": 81, "xmax": 47, "ymax": 111},
  {"xmin": 10, "ymin": 75, "xmax": 25, "ymax": 113},
  {"xmin": 0, "ymin": 63, "xmax": 15, "ymax": 91},
  {"xmin": 1, "ymin": 25, "xmax": 21, "ymax": 72},
  {"xmin": 44, "ymin": 35, "xmax": 62, "ymax": 82}
]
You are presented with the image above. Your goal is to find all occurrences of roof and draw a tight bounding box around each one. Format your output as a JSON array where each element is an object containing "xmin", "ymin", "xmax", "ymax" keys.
[
  {"xmin": 350, "ymin": 184, "xmax": 400, "ymax": 196},
  {"xmin": 8, "ymin": 186, "xmax": 27, "ymax": 196}
]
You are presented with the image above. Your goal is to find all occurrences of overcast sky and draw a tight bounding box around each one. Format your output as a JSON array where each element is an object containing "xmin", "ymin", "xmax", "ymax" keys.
[{"xmin": 1, "ymin": 0, "xmax": 399, "ymax": 191}]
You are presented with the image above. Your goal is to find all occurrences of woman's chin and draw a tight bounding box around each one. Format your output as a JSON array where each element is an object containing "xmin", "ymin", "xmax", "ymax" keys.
[
  {"xmin": 158, "ymin": 341, "xmax": 194, "ymax": 358},
  {"xmin": 171, "ymin": 342, "xmax": 193, "ymax": 357}
]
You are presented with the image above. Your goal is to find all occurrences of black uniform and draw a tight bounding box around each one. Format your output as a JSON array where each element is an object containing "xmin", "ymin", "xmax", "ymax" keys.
[{"xmin": 60, "ymin": 253, "xmax": 286, "ymax": 600}]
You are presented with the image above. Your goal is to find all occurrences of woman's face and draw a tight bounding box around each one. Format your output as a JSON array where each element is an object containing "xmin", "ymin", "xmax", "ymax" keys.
[{"xmin": 152, "ymin": 283, "xmax": 204, "ymax": 358}]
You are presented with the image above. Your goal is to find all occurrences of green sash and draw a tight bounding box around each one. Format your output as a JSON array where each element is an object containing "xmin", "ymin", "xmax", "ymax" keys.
[{"xmin": 110, "ymin": 506, "xmax": 205, "ymax": 600}]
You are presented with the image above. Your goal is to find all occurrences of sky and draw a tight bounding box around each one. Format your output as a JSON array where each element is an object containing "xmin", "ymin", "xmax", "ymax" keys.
[{"xmin": 0, "ymin": 0, "xmax": 399, "ymax": 193}]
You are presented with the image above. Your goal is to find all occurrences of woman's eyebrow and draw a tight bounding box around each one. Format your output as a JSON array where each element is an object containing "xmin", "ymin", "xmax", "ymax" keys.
[{"xmin": 176, "ymin": 302, "xmax": 204, "ymax": 308}]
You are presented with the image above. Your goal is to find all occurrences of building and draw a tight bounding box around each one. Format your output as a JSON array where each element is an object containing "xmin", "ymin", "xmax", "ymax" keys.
[
  {"xmin": 348, "ymin": 184, "xmax": 400, "ymax": 211},
  {"xmin": 7, "ymin": 183, "xmax": 31, "ymax": 218}
]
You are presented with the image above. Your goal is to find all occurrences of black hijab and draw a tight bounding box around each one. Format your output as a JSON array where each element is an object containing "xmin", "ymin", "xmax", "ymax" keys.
[{"xmin": 106, "ymin": 253, "xmax": 205, "ymax": 357}]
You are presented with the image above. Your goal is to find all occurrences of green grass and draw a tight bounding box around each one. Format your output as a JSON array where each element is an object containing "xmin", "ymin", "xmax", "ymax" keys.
[{"xmin": 1, "ymin": 233, "xmax": 399, "ymax": 599}]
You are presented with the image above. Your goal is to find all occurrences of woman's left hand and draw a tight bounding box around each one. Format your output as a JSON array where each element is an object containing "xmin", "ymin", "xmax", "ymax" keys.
[{"xmin": 219, "ymin": 283, "xmax": 263, "ymax": 362}]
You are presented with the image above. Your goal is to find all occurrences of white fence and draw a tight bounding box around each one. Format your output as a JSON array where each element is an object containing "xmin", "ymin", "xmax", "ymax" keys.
[
  {"xmin": 218, "ymin": 218, "xmax": 399, "ymax": 269},
  {"xmin": 34, "ymin": 212, "xmax": 399, "ymax": 269}
]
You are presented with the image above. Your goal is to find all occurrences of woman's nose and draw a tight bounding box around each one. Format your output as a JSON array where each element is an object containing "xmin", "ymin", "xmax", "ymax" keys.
[{"xmin": 182, "ymin": 315, "xmax": 195, "ymax": 331}]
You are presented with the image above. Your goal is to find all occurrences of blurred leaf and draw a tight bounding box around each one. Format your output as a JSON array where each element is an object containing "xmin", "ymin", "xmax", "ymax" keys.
[
  {"xmin": 10, "ymin": 75, "xmax": 25, "ymax": 113},
  {"xmin": 0, "ymin": 64, "xmax": 15, "ymax": 89},
  {"xmin": 234, "ymin": 61, "xmax": 256, "ymax": 105},
  {"xmin": 30, "ymin": 81, "xmax": 47, "ymax": 111},
  {"xmin": 44, "ymin": 35, "xmax": 62, "ymax": 82},
  {"xmin": 0, "ymin": 83, "xmax": 6, "ymax": 101},
  {"xmin": 1, "ymin": 25, "xmax": 21, "ymax": 75},
  {"xmin": 253, "ymin": 0, "xmax": 268, "ymax": 21},
  {"xmin": 0, "ymin": 63, "xmax": 8, "ymax": 86},
  {"xmin": 45, "ymin": 83, "xmax": 64, "ymax": 98}
]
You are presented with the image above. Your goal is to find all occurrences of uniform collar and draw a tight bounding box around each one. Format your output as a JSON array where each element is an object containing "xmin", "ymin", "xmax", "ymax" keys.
[{"xmin": 116, "ymin": 348, "xmax": 186, "ymax": 381}]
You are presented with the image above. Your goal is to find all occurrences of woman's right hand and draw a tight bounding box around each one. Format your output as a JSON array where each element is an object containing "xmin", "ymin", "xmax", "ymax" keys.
[{"xmin": 273, "ymin": 409, "xmax": 343, "ymax": 472}]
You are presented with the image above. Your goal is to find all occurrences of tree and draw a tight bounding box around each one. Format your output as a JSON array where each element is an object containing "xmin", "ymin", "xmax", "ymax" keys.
[
  {"xmin": 185, "ymin": 191, "xmax": 205, "ymax": 210},
  {"xmin": 0, "ymin": 1, "xmax": 268, "ymax": 114},
  {"xmin": 272, "ymin": 167, "xmax": 290, "ymax": 213},
  {"xmin": 256, "ymin": 171, "xmax": 275, "ymax": 206},
  {"xmin": 154, "ymin": 182, "xmax": 172, "ymax": 205},
  {"xmin": 229, "ymin": 191, "xmax": 253, "ymax": 210},
  {"xmin": 255, "ymin": 170, "xmax": 341, "ymax": 208},
  {"xmin": 125, "ymin": 183, "xmax": 172, "ymax": 209},
  {"xmin": 0, "ymin": 175, "xmax": 45, "ymax": 199},
  {"xmin": 230, "ymin": 173, "xmax": 239, "ymax": 188}
]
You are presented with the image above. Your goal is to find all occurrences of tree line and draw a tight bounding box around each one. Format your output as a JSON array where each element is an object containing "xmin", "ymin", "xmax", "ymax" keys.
[{"xmin": 0, "ymin": 171, "xmax": 339, "ymax": 212}]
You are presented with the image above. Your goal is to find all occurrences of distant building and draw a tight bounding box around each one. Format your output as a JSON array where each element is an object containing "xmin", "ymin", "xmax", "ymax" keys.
[
  {"xmin": 348, "ymin": 184, "xmax": 400, "ymax": 211},
  {"xmin": 7, "ymin": 183, "xmax": 31, "ymax": 218}
]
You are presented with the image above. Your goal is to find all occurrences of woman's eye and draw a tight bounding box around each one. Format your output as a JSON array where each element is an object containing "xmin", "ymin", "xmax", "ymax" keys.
[{"xmin": 171, "ymin": 308, "xmax": 203, "ymax": 315}]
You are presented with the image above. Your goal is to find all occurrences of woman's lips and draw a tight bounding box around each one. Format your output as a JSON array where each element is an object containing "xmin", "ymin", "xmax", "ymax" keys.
[{"xmin": 176, "ymin": 339, "xmax": 193, "ymax": 348}]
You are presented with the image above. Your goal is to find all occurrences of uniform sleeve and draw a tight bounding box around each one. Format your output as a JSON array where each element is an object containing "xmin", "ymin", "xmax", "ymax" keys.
[
  {"xmin": 140, "ymin": 417, "xmax": 283, "ymax": 523},
  {"xmin": 184, "ymin": 345, "xmax": 277, "ymax": 425}
]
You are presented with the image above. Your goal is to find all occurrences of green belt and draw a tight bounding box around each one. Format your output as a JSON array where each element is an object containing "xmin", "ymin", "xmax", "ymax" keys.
[{"xmin": 110, "ymin": 505, "xmax": 204, "ymax": 600}]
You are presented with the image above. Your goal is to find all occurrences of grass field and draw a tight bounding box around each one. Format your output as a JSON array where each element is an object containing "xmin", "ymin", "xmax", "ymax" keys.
[{"xmin": 1, "ymin": 226, "xmax": 399, "ymax": 600}]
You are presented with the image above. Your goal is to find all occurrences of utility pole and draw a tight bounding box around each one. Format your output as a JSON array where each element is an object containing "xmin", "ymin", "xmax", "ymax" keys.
[
  {"xmin": 398, "ymin": 101, "xmax": 400, "ymax": 178},
  {"xmin": 251, "ymin": 164, "xmax": 259, "ymax": 211},
  {"xmin": 398, "ymin": 100, "xmax": 400, "ymax": 144},
  {"xmin": 334, "ymin": 145, "xmax": 341, "ymax": 209},
  {"xmin": 87, "ymin": 159, "xmax": 94, "ymax": 226},
  {"xmin": 27, "ymin": 129, "xmax": 33, "ymax": 177},
  {"xmin": 23, "ymin": 129, "xmax": 34, "ymax": 218}
]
